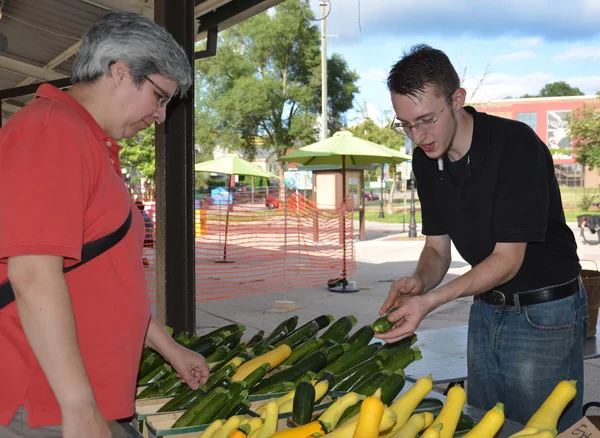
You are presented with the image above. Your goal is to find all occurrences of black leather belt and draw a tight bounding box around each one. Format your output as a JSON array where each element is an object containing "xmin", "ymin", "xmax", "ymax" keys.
[{"xmin": 477, "ymin": 276, "xmax": 580, "ymax": 307}]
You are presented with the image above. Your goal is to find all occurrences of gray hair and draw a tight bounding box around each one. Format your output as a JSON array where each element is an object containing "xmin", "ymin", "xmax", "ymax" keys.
[{"xmin": 71, "ymin": 12, "xmax": 192, "ymax": 97}]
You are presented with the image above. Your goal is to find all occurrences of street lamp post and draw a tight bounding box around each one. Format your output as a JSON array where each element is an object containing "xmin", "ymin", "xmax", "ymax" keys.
[
  {"xmin": 407, "ymin": 138, "xmax": 417, "ymax": 238},
  {"xmin": 378, "ymin": 163, "xmax": 385, "ymax": 219}
]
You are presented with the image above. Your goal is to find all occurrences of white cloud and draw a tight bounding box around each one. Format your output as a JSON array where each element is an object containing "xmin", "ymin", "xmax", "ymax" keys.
[
  {"xmin": 492, "ymin": 51, "xmax": 536, "ymax": 62},
  {"xmin": 464, "ymin": 72, "xmax": 554, "ymax": 102},
  {"xmin": 554, "ymin": 46, "xmax": 600, "ymax": 61},
  {"xmin": 512, "ymin": 37, "xmax": 544, "ymax": 47},
  {"xmin": 360, "ymin": 68, "xmax": 388, "ymax": 83},
  {"xmin": 565, "ymin": 76, "xmax": 600, "ymax": 94}
]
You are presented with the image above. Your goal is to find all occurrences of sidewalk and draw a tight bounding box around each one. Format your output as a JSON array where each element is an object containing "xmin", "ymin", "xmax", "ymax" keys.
[{"xmin": 192, "ymin": 219, "xmax": 600, "ymax": 411}]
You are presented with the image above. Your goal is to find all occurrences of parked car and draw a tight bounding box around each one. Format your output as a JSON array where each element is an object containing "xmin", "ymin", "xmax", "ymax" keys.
[
  {"xmin": 364, "ymin": 191, "xmax": 380, "ymax": 201},
  {"xmin": 265, "ymin": 193, "xmax": 279, "ymax": 209}
]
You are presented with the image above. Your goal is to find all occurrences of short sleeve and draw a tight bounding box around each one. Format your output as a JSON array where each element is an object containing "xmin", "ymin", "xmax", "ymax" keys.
[
  {"xmin": 0, "ymin": 106, "xmax": 89, "ymax": 263},
  {"xmin": 413, "ymin": 150, "xmax": 447, "ymax": 236},
  {"xmin": 494, "ymin": 129, "xmax": 548, "ymax": 242}
]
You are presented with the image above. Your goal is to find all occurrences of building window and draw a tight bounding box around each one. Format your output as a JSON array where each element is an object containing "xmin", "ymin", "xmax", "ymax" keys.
[
  {"xmin": 554, "ymin": 163, "xmax": 583, "ymax": 187},
  {"xmin": 516, "ymin": 112, "xmax": 538, "ymax": 130}
]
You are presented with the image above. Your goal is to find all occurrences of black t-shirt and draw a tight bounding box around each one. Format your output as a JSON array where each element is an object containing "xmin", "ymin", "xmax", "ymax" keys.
[{"xmin": 413, "ymin": 106, "xmax": 580, "ymax": 293}]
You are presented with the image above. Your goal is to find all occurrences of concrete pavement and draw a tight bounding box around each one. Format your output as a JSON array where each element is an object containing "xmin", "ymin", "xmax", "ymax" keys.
[{"xmin": 191, "ymin": 220, "xmax": 600, "ymax": 414}]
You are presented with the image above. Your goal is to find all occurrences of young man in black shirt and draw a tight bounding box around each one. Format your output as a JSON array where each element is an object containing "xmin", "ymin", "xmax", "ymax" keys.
[{"xmin": 377, "ymin": 44, "xmax": 587, "ymax": 431}]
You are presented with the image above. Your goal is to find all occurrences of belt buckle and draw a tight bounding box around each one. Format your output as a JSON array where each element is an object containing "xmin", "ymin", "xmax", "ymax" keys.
[{"xmin": 488, "ymin": 290, "xmax": 506, "ymax": 307}]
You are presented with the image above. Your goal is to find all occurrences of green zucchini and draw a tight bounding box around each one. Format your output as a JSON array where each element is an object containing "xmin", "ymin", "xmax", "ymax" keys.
[
  {"xmin": 383, "ymin": 334, "xmax": 417, "ymax": 353},
  {"xmin": 378, "ymin": 370, "xmax": 406, "ymax": 404},
  {"xmin": 282, "ymin": 338, "xmax": 324, "ymax": 366},
  {"xmin": 276, "ymin": 321, "xmax": 320, "ymax": 348},
  {"xmin": 211, "ymin": 343, "xmax": 247, "ymax": 372},
  {"xmin": 242, "ymin": 363, "xmax": 271, "ymax": 389},
  {"xmin": 456, "ymin": 413, "xmax": 476, "ymax": 432},
  {"xmin": 317, "ymin": 344, "xmax": 381, "ymax": 378},
  {"xmin": 172, "ymin": 387, "xmax": 227, "ymax": 428},
  {"xmin": 322, "ymin": 343, "xmax": 349, "ymax": 364},
  {"xmin": 292, "ymin": 381, "xmax": 316, "ymax": 426},
  {"xmin": 187, "ymin": 390, "xmax": 233, "ymax": 426},
  {"xmin": 294, "ymin": 371, "xmax": 317, "ymax": 385},
  {"xmin": 173, "ymin": 332, "xmax": 191, "ymax": 346},
  {"xmin": 319, "ymin": 315, "xmax": 357, "ymax": 343},
  {"xmin": 138, "ymin": 353, "xmax": 167, "ymax": 381},
  {"xmin": 187, "ymin": 335, "xmax": 223, "ymax": 357},
  {"xmin": 330, "ymin": 359, "xmax": 383, "ymax": 392},
  {"xmin": 138, "ymin": 363, "xmax": 171, "ymax": 385},
  {"xmin": 337, "ymin": 370, "xmax": 393, "ymax": 425},
  {"xmin": 321, "ymin": 339, "xmax": 338, "ymax": 349},
  {"xmin": 247, "ymin": 330, "xmax": 265, "ymax": 347},
  {"xmin": 266, "ymin": 316, "xmax": 299, "ymax": 342},
  {"xmin": 291, "ymin": 335, "xmax": 310, "ymax": 350},
  {"xmin": 207, "ymin": 376, "xmax": 232, "ymax": 393},
  {"xmin": 290, "ymin": 315, "xmax": 334, "ymax": 336},
  {"xmin": 452, "ymin": 429, "xmax": 472, "ymax": 437},
  {"xmin": 382, "ymin": 346, "xmax": 422, "ymax": 372},
  {"xmin": 251, "ymin": 381, "xmax": 296, "ymax": 395},
  {"xmin": 251, "ymin": 339, "xmax": 274, "ymax": 355},
  {"xmin": 222, "ymin": 331, "xmax": 244, "ymax": 350},
  {"xmin": 202, "ymin": 324, "xmax": 245, "ymax": 340},
  {"xmin": 372, "ymin": 309, "xmax": 396, "ymax": 334},
  {"xmin": 157, "ymin": 386, "xmax": 199, "ymax": 412},
  {"xmin": 205, "ymin": 344, "xmax": 231, "ymax": 363},
  {"xmin": 212, "ymin": 389, "xmax": 249, "ymax": 421},
  {"xmin": 317, "ymin": 371, "xmax": 335, "ymax": 386},
  {"xmin": 228, "ymin": 399, "xmax": 251, "ymax": 418},
  {"xmin": 413, "ymin": 397, "xmax": 444, "ymax": 413},
  {"xmin": 347, "ymin": 325, "xmax": 375, "ymax": 348},
  {"xmin": 205, "ymin": 363, "xmax": 236, "ymax": 390},
  {"xmin": 251, "ymin": 350, "xmax": 327, "ymax": 393}
]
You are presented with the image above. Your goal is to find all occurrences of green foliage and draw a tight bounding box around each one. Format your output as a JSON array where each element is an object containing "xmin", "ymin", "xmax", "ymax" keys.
[
  {"xmin": 522, "ymin": 81, "xmax": 585, "ymax": 98},
  {"xmin": 568, "ymin": 96, "xmax": 600, "ymax": 169},
  {"xmin": 119, "ymin": 125, "xmax": 156, "ymax": 184},
  {"xmin": 194, "ymin": 0, "xmax": 359, "ymax": 174},
  {"xmin": 578, "ymin": 189, "xmax": 597, "ymax": 210}
]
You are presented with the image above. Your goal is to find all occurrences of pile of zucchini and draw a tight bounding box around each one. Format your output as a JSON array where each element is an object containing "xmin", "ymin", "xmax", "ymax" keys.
[{"xmin": 136, "ymin": 313, "xmax": 424, "ymax": 432}]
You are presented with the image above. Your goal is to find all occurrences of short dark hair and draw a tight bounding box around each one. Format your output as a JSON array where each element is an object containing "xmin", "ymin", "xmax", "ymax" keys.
[{"xmin": 387, "ymin": 44, "xmax": 460, "ymax": 101}]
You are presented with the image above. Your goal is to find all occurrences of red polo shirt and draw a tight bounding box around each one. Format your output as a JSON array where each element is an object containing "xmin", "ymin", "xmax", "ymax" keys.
[{"xmin": 0, "ymin": 85, "xmax": 151, "ymax": 427}]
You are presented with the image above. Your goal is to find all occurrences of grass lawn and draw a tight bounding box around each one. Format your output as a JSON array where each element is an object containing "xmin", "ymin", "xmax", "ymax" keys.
[{"xmin": 355, "ymin": 187, "xmax": 597, "ymax": 224}]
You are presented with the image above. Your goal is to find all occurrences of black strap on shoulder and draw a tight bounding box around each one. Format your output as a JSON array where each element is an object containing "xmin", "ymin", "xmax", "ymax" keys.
[{"xmin": 0, "ymin": 210, "xmax": 133, "ymax": 310}]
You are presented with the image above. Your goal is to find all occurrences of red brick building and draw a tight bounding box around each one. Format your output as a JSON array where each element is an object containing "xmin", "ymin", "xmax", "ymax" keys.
[{"xmin": 472, "ymin": 96, "xmax": 600, "ymax": 187}]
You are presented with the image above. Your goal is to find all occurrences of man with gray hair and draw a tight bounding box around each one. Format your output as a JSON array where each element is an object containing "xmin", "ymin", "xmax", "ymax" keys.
[{"xmin": 0, "ymin": 12, "xmax": 207, "ymax": 438}]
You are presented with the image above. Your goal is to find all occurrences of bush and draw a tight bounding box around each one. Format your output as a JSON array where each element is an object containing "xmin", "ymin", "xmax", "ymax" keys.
[{"xmin": 578, "ymin": 190, "xmax": 597, "ymax": 210}]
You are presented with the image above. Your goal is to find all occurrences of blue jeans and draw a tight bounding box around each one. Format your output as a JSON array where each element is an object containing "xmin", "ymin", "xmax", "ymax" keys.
[{"xmin": 467, "ymin": 279, "xmax": 588, "ymax": 432}]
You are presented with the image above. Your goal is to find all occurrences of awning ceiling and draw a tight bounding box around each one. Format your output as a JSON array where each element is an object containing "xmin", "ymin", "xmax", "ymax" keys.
[{"xmin": 0, "ymin": 0, "xmax": 283, "ymax": 119}]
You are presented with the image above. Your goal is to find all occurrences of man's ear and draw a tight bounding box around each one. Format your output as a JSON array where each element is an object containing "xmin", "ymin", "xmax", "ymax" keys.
[{"xmin": 451, "ymin": 88, "xmax": 467, "ymax": 109}]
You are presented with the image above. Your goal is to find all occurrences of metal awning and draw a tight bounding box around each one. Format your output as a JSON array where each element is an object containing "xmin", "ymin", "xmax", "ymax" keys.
[{"xmin": 0, "ymin": 0, "xmax": 282, "ymax": 120}]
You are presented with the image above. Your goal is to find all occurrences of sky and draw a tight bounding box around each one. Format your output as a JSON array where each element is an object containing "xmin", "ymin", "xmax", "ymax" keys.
[{"xmin": 307, "ymin": 0, "xmax": 600, "ymax": 126}]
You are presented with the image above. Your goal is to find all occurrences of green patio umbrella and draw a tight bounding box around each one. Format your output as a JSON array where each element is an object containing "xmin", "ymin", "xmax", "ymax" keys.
[
  {"xmin": 279, "ymin": 131, "xmax": 411, "ymax": 292},
  {"xmin": 195, "ymin": 154, "xmax": 278, "ymax": 263}
]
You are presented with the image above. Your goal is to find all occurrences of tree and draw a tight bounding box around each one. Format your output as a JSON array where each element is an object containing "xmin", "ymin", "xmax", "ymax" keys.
[
  {"xmin": 120, "ymin": 125, "xmax": 156, "ymax": 185},
  {"xmin": 522, "ymin": 81, "xmax": 585, "ymax": 98},
  {"xmin": 194, "ymin": 0, "xmax": 359, "ymax": 180},
  {"xmin": 569, "ymin": 94, "xmax": 600, "ymax": 169},
  {"xmin": 349, "ymin": 115, "xmax": 405, "ymax": 214}
]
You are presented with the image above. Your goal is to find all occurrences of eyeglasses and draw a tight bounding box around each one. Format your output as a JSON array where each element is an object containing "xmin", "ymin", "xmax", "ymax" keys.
[
  {"xmin": 390, "ymin": 95, "xmax": 453, "ymax": 135},
  {"xmin": 145, "ymin": 76, "xmax": 172, "ymax": 107}
]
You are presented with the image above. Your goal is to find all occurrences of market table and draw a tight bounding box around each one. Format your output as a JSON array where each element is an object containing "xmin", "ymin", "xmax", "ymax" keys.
[
  {"xmin": 404, "ymin": 324, "xmax": 600, "ymax": 388},
  {"xmin": 118, "ymin": 382, "xmax": 526, "ymax": 438}
]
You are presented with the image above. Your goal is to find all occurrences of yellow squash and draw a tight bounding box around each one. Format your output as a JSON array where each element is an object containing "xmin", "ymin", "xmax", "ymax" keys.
[
  {"xmin": 232, "ymin": 344, "xmax": 292, "ymax": 381},
  {"xmin": 509, "ymin": 426, "xmax": 545, "ymax": 437},
  {"xmin": 201, "ymin": 419, "xmax": 224, "ymax": 438},
  {"xmin": 268, "ymin": 421, "xmax": 326, "ymax": 438},
  {"xmin": 390, "ymin": 413, "xmax": 426, "ymax": 438},
  {"xmin": 422, "ymin": 411, "xmax": 434, "ymax": 429},
  {"xmin": 526, "ymin": 380, "xmax": 577, "ymax": 430},
  {"xmin": 424, "ymin": 385, "xmax": 466, "ymax": 438},
  {"xmin": 214, "ymin": 416, "xmax": 246, "ymax": 438},
  {"xmin": 318, "ymin": 392, "xmax": 365, "ymax": 432},
  {"xmin": 422, "ymin": 424, "xmax": 443, "ymax": 438},
  {"xmin": 322, "ymin": 407, "xmax": 397, "ymax": 437},
  {"xmin": 463, "ymin": 403, "xmax": 505, "ymax": 438},
  {"xmin": 256, "ymin": 400, "xmax": 279, "ymax": 438},
  {"xmin": 352, "ymin": 395, "xmax": 385, "ymax": 438},
  {"xmin": 383, "ymin": 374, "xmax": 433, "ymax": 437}
]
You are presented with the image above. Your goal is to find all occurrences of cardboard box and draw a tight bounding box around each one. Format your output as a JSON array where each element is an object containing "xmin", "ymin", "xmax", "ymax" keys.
[{"xmin": 558, "ymin": 416, "xmax": 600, "ymax": 437}]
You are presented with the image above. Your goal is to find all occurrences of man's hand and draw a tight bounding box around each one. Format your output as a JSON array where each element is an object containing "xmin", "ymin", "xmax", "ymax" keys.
[
  {"xmin": 62, "ymin": 404, "xmax": 112, "ymax": 438},
  {"xmin": 376, "ymin": 295, "xmax": 432, "ymax": 343},
  {"xmin": 166, "ymin": 344, "xmax": 210, "ymax": 390},
  {"xmin": 380, "ymin": 275, "xmax": 425, "ymax": 316}
]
